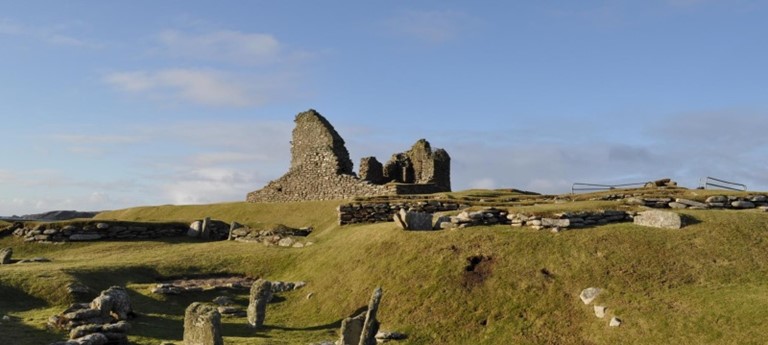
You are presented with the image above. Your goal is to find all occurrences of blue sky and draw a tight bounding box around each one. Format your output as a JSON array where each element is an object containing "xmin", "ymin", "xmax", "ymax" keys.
[{"xmin": 1, "ymin": 1, "xmax": 767, "ymax": 215}]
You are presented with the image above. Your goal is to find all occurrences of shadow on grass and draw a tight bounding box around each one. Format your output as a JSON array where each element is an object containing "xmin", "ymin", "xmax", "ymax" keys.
[{"xmin": 0, "ymin": 283, "xmax": 64, "ymax": 344}]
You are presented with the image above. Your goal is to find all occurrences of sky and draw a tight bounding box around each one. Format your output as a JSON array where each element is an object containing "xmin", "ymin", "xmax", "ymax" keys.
[{"xmin": 1, "ymin": 0, "xmax": 767, "ymax": 215}]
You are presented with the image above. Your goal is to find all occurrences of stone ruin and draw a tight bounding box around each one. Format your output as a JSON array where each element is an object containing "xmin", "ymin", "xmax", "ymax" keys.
[{"xmin": 246, "ymin": 109, "xmax": 451, "ymax": 202}]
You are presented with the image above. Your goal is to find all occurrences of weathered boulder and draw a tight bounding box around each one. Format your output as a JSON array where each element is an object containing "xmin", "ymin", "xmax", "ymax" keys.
[
  {"xmin": 183, "ymin": 302, "xmax": 223, "ymax": 345},
  {"xmin": 247, "ymin": 279, "xmax": 272, "ymax": 328},
  {"xmin": 0, "ymin": 247, "xmax": 12, "ymax": 264},
  {"xmin": 580, "ymin": 287, "xmax": 601, "ymax": 305},
  {"xmin": 732, "ymin": 200, "xmax": 756, "ymax": 209},
  {"xmin": 705, "ymin": 195, "xmax": 728, "ymax": 204},
  {"xmin": 633, "ymin": 210, "xmax": 683, "ymax": 229},
  {"xmin": 339, "ymin": 313, "xmax": 366, "ymax": 345},
  {"xmin": 90, "ymin": 286, "xmax": 132, "ymax": 321}
]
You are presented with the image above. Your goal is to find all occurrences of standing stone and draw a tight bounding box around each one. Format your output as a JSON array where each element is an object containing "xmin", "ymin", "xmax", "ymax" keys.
[
  {"xmin": 392, "ymin": 211, "xmax": 407, "ymax": 230},
  {"xmin": 580, "ymin": 287, "xmax": 601, "ymax": 305},
  {"xmin": 228, "ymin": 222, "xmax": 242, "ymax": 241},
  {"xmin": 404, "ymin": 211, "xmax": 433, "ymax": 231},
  {"xmin": 339, "ymin": 313, "xmax": 366, "ymax": 345},
  {"xmin": 633, "ymin": 210, "xmax": 683, "ymax": 229},
  {"xmin": 200, "ymin": 217, "xmax": 211, "ymax": 240},
  {"xmin": 183, "ymin": 302, "xmax": 223, "ymax": 345},
  {"xmin": 0, "ymin": 247, "xmax": 12, "ymax": 264},
  {"xmin": 247, "ymin": 279, "xmax": 272, "ymax": 328},
  {"xmin": 358, "ymin": 287, "xmax": 383, "ymax": 345}
]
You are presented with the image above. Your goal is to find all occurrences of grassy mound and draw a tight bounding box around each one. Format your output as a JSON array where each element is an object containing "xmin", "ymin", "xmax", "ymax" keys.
[{"xmin": 2, "ymin": 191, "xmax": 768, "ymax": 344}]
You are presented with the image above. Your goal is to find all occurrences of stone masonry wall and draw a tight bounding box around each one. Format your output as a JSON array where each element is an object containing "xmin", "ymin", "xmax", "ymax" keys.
[
  {"xmin": 13, "ymin": 221, "xmax": 190, "ymax": 243},
  {"xmin": 247, "ymin": 109, "xmax": 452, "ymax": 203},
  {"xmin": 338, "ymin": 201, "xmax": 463, "ymax": 225}
]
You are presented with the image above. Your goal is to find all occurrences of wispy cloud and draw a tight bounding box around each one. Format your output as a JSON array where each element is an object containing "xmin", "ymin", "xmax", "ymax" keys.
[
  {"xmin": 387, "ymin": 10, "xmax": 474, "ymax": 43},
  {"xmin": 0, "ymin": 18, "xmax": 94, "ymax": 47},
  {"xmin": 154, "ymin": 29, "xmax": 282, "ymax": 65},
  {"xmin": 104, "ymin": 69, "xmax": 256, "ymax": 107}
]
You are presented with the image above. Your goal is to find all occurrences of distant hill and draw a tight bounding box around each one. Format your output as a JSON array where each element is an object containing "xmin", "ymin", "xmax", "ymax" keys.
[{"xmin": 2, "ymin": 210, "xmax": 101, "ymax": 221}]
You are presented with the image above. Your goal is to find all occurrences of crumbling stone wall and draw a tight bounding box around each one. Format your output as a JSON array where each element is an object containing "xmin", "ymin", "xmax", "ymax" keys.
[{"xmin": 247, "ymin": 109, "xmax": 451, "ymax": 203}]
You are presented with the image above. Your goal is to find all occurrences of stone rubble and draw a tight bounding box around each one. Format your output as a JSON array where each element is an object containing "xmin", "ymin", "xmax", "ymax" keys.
[{"xmin": 47, "ymin": 286, "xmax": 133, "ymax": 345}]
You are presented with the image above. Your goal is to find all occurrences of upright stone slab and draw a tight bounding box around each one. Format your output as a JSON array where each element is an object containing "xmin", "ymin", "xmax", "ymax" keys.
[
  {"xmin": 0, "ymin": 247, "xmax": 12, "ymax": 264},
  {"xmin": 200, "ymin": 217, "xmax": 211, "ymax": 240},
  {"xmin": 183, "ymin": 302, "xmax": 223, "ymax": 345},
  {"xmin": 358, "ymin": 287, "xmax": 383, "ymax": 345},
  {"xmin": 339, "ymin": 313, "xmax": 366, "ymax": 345},
  {"xmin": 404, "ymin": 211, "xmax": 433, "ymax": 231},
  {"xmin": 633, "ymin": 210, "xmax": 683, "ymax": 229},
  {"xmin": 247, "ymin": 279, "xmax": 272, "ymax": 328}
]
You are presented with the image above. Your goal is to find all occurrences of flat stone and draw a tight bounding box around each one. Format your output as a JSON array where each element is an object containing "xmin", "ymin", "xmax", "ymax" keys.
[
  {"xmin": 675, "ymin": 198, "xmax": 708, "ymax": 208},
  {"xmin": 69, "ymin": 234, "xmax": 102, "ymax": 241},
  {"xmin": 668, "ymin": 202, "xmax": 688, "ymax": 209},
  {"xmin": 580, "ymin": 287, "xmax": 601, "ymax": 305},
  {"xmin": 633, "ymin": 210, "xmax": 683, "ymax": 229}
]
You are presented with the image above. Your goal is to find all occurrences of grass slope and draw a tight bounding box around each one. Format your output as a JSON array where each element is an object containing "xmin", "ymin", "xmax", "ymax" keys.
[{"xmin": 2, "ymin": 193, "xmax": 768, "ymax": 344}]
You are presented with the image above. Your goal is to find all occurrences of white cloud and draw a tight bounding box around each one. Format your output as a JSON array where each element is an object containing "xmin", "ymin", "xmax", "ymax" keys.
[
  {"xmin": 104, "ymin": 69, "xmax": 255, "ymax": 107},
  {"xmin": 388, "ymin": 10, "xmax": 473, "ymax": 43},
  {"xmin": 162, "ymin": 168, "xmax": 263, "ymax": 204},
  {"xmin": 469, "ymin": 178, "xmax": 496, "ymax": 189},
  {"xmin": 0, "ymin": 18, "xmax": 93, "ymax": 47},
  {"xmin": 155, "ymin": 29, "xmax": 281, "ymax": 65}
]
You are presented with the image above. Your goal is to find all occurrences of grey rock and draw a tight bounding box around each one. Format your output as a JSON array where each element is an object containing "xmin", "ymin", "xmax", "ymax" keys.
[
  {"xmin": 751, "ymin": 195, "xmax": 767, "ymax": 202},
  {"xmin": 277, "ymin": 237, "xmax": 295, "ymax": 247},
  {"xmin": 542, "ymin": 218, "xmax": 570, "ymax": 228},
  {"xmin": 393, "ymin": 209, "xmax": 407, "ymax": 230},
  {"xmin": 359, "ymin": 287, "xmax": 383, "ymax": 345},
  {"xmin": 71, "ymin": 332, "xmax": 109, "ymax": 345},
  {"xmin": 675, "ymin": 198, "xmax": 708, "ymax": 208},
  {"xmin": 69, "ymin": 234, "xmax": 102, "ymax": 241},
  {"xmin": 0, "ymin": 247, "xmax": 12, "ymax": 264},
  {"xmin": 580, "ymin": 287, "xmax": 601, "ymax": 305},
  {"xmin": 183, "ymin": 302, "xmax": 223, "ymax": 345},
  {"xmin": 706, "ymin": 195, "xmax": 728, "ymax": 204},
  {"xmin": 90, "ymin": 286, "xmax": 132, "ymax": 321},
  {"xmin": 200, "ymin": 217, "xmax": 212, "ymax": 240},
  {"xmin": 212, "ymin": 296, "xmax": 233, "ymax": 306},
  {"xmin": 404, "ymin": 211, "xmax": 433, "ymax": 231},
  {"xmin": 375, "ymin": 331, "xmax": 408, "ymax": 341},
  {"xmin": 732, "ymin": 200, "xmax": 756, "ymax": 209},
  {"xmin": 340, "ymin": 312, "xmax": 365, "ymax": 345},
  {"xmin": 609, "ymin": 317, "xmax": 622, "ymax": 327},
  {"xmin": 633, "ymin": 210, "xmax": 683, "ymax": 229},
  {"xmin": 433, "ymin": 215, "xmax": 451, "ymax": 230},
  {"xmin": 667, "ymin": 202, "xmax": 688, "ymax": 209},
  {"xmin": 67, "ymin": 282, "xmax": 93, "ymax": 295},
  {"xmin": 247, "ymin": 279, "xmax": 272, "ymax": 328},
  {"xmin": 95, "ymin": 223, "xmax": 110, "ymax": 230},
  {"xmin": 188, "ymin": 221, "xmax": 202, "ymax": 237}
]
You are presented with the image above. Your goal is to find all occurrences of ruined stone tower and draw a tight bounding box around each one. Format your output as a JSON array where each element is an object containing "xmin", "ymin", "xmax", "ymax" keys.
[{"xmin": 246, "ymin": 109, "xmax": 451, "ymax": 202}]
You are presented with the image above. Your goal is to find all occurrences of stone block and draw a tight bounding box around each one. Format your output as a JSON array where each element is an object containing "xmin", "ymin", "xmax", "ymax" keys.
[
  {"xmin": 183, "ymin": 302, "xmax": 223, "ymax": 345},
  {"xmin": 633, "ymin": 210, "xmax": 682, "ymax": 229}
]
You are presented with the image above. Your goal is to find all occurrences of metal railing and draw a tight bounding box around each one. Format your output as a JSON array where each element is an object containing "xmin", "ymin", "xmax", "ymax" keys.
[
  {"xmin": 571, "ymin": 182, "xmax": 650, "ymax": 194},
  {"xmin": 699, "ymin": 176, "xmax": 747, "ymax": 191}
]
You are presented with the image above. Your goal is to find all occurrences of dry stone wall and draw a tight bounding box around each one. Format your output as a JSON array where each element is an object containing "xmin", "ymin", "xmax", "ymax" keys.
[
  {"xmin": 247, "ymin": 109, "xmax": 451, "ymax": 203},
  {"xmin": 337, "ymin": 201, "xmax": 463, "ymax": 225},
  {"xmin": 12, "ymin": 221, "xmax": 189, "ymax": 243}
]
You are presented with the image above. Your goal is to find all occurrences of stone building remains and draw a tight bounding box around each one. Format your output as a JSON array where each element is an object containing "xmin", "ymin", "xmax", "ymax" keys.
[{"xmin": 246, "ymin": 109, "xmax": 451, "ymax": 202}]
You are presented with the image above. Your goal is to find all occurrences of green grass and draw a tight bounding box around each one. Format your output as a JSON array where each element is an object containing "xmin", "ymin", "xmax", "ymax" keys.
[{"xmin": 3, "ymin": 193, "xmax": 768, "ymax": 344}]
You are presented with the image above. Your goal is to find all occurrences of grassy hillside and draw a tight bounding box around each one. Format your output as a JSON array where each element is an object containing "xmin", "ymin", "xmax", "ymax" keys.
[{"xmin": 3, "ymin": 192, "xmax": 768, "ymax": 344}]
